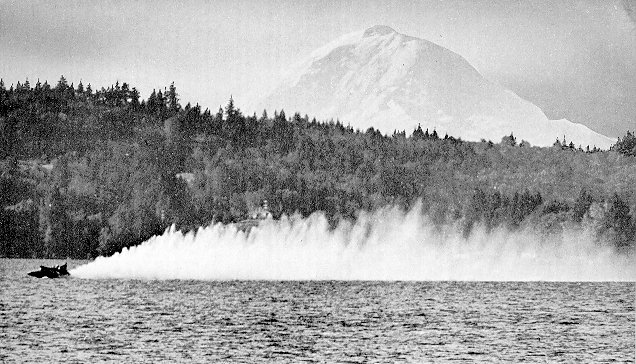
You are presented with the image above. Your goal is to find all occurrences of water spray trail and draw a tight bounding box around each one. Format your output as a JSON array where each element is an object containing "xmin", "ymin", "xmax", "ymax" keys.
[{"xmin": 72, "ymin": 204, "xmax": 635, "ymax": 281}]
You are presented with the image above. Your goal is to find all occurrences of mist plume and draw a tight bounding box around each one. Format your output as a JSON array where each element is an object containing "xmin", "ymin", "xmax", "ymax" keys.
[{"xmin": 72, "ymin": 203, "xmax": 634, "ymax": 282}]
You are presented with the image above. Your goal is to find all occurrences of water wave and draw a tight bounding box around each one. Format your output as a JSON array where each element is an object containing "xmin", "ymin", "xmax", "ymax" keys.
[{"xmin": 72, "ymin": 204, "xmax": 635, "ymax": 281}]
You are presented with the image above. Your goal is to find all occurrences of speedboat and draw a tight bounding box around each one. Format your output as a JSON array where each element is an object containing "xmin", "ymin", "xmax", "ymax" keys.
[{"xmin": 28, "ymin": 263, "xmax": 70, "ymax": 278}]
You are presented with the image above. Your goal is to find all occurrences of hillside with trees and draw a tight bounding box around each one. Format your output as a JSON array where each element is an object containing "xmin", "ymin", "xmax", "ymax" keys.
[{"xmin": 1, "ymin": 77, "xmax": 635, "ymax": 258}]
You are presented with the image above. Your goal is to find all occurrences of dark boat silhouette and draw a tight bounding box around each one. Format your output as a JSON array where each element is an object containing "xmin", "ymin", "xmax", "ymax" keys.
[{"xmin": 28, "ymin": 263, "xmax": 70, "ymax": 278}]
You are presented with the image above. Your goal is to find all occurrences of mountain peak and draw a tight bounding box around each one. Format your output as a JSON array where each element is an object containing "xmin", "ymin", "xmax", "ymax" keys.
[
  {"xmin": 363, "ymin": 25, "xmax": 397, "ymax": 37},
  {"xmin": 256, "ymin": 28, "xmax": 614, "ymax": 148}
]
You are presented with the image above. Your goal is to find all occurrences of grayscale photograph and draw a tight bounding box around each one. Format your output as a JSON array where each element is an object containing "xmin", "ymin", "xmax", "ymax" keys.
[{"xmin": 1, "ymin": 0, "xmax": 635, "ymax": 362}]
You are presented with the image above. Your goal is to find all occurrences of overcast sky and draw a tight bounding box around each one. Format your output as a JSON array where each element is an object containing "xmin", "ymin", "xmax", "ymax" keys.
[{"xmin": 1, "ymin": 0, "xmax": 634, "ymax": 137}]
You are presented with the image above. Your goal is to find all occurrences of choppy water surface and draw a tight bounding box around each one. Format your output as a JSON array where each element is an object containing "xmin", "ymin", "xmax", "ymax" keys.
[{"xmin": 1, "ymin": 259, "xmax": 634, "ymax": 363}]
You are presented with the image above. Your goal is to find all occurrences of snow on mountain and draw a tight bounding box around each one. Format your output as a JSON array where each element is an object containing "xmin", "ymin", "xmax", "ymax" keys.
[{"xmin": 254, "ymin": 25, "xmax": 614, "ymax": 148}]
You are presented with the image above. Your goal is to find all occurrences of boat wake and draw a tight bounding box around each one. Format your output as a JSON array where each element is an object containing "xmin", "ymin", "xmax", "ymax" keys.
[{"xmin": 71, "ymin": 204, "xmax": 635, "ymax": 281}]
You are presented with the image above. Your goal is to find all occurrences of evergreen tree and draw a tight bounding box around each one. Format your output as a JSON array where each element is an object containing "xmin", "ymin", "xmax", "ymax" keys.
[
  {"xmin": 210, "ymin": 106, "xmax": 223, "ymax": 135},
  {"xmin": 611, "ymin": 131, "xmax": 636, "ymax": 156},
  {"xmin": 412, "ymin": 124, "xmax": 424, "ymax": 140},
  {"xmin": 75, "ymin": 81, "xmax": 85, "ymax": 102},
  {"xmin": 130, "ymin": 87, "xmax": 140, "ymax": 109},
  {"xmin": 166, "ymin": 82, "xmax": 180, "ymax": 113},
  {"xmin": 156, "ymin": 89, "xmax": 166, "ymax": 115},
  {"xmin": 272, "ymin": 109, "xmax": 294, "ymax": 154},
  {"xmin": 121, "ymin": 82, "xmax": 130, "ymax": 106},
  {"xmin": 147, "ymin": 89, "xmax": 158, "ymax": 113},
  {"xmin": 224, "ymin": 96, "xmax": 246, "ymax": 147},
  {"xmin": 56, "ymin": 75, "xmax": 68, "ymax": 91},
  {"xmin": 224, "ymin": 95, "xmax": 238, "ymax": 119}
]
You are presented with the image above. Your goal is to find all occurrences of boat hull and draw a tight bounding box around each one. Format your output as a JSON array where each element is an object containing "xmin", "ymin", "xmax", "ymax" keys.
[{"xmin": 28, "ymin": 264, "xmax": 70, "ymax": 278}]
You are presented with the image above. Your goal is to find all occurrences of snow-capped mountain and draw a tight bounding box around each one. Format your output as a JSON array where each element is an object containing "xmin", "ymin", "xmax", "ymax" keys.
[{"xmin": 254, "ymin": 25, "xmax": 614, "ymax": 148}]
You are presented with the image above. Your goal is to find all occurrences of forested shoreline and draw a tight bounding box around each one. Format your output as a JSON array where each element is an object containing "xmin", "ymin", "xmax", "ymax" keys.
[{"xmin": 1, "ymin": 77, "xmax": 635, "ymax": 258}]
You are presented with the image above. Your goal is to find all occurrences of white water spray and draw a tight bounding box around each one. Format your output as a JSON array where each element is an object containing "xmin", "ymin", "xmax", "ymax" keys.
[{"xmin": 72, "ymin": 204, "xmax": 635, "ymax": 281}]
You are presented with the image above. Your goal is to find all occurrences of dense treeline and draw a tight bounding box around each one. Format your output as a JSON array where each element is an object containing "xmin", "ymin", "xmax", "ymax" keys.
[{"xmin": 1, "ymin": 77, "xmax": 635, "ymax": 258}]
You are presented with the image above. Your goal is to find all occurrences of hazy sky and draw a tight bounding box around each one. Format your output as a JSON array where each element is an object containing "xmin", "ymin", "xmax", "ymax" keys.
[{"xmin": 1, "ymin": 0, "xmax": 634, "ymax": 137}]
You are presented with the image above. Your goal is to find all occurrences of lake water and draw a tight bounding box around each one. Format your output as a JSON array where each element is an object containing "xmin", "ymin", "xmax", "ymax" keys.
[{"xmin": 1, "ymin": 258, "xmax": 634, "ymax": 362}]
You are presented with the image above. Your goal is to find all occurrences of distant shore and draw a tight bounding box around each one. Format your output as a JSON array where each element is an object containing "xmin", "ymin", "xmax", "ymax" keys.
[{"xmin": 2, "ymin": 78, "xmax": 634, "ymax": 259}]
